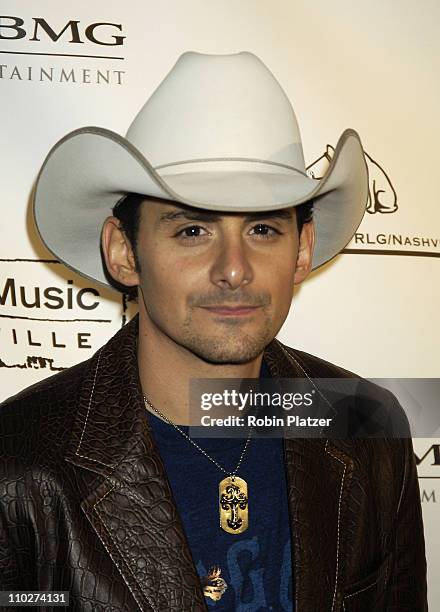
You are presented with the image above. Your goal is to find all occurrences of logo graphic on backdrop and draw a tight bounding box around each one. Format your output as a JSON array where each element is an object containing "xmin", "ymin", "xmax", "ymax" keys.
[
  {"xmin": 415, "ymin": 443, "xmax": 439, "ymax": 504},
  {"xmin": 307, "ymin": 145, "xmax": 440, "ymax": 258},
  {"xmin": 0, "ymin": 260, "xmax": 128, "ymax": 372},
  {"xmin": 308, "ymin": 145, "xmax": 398, "ymax": 215},
  {"xmin": 0, "ymin": 15, "xmax": 126, "ymax": 85}
]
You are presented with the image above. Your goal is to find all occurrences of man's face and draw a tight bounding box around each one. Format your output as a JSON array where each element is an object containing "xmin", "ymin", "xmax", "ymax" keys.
[{"xmin": 116, "ymin": 200, "xmax": 313, "ymax": 364}]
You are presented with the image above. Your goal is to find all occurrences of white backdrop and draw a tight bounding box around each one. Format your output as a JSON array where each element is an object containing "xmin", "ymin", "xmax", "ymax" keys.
[{"xmin": 1, "ymin": 1, "xmax": 439, "ymax": 607}]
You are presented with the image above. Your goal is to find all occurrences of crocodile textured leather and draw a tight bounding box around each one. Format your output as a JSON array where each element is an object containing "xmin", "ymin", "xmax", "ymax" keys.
[{"xmin": 0, "ymin": 316, "xmax": 428, "ymax": 611}]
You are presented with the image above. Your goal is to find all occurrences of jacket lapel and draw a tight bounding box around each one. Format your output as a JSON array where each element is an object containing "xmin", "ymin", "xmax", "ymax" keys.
[
  {"xmin": 65, "ymin": 317, "xmax": 207, "ymax": 612},
  {"xmin": 265, "ymin": 340, "xmax": 354, "ymax": 612},
  {"xmin": 65, "ymin": 316, "xmax": 354, "ymax": 612}
]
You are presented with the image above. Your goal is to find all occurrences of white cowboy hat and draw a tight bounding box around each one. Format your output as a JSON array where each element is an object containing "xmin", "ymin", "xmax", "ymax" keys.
[{"xmin": 33, "ymin": 51, "xmax": 368, "ymax": 288}]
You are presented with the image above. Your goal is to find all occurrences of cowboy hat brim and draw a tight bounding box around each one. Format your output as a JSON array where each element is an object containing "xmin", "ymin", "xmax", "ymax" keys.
[{"xmin": 33, "ymin": 127, "xmax": 368, "ymax": 288}]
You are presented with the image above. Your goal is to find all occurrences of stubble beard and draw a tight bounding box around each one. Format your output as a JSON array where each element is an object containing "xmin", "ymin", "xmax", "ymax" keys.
[{"xmin": 178, "ymin": 309, "xmax": 275, "ymax": 364}]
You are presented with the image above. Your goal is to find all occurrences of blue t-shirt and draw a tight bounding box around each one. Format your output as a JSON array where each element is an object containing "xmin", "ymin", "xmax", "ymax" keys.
[{"xmin": 147, "ymin": 361, "xmax": 294, "ymax": 611}]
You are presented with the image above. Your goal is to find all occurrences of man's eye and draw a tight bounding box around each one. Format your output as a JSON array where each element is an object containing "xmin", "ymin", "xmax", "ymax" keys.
[
  {"xmin": 175, "ymin": 225, "xmax": 208, "ymax": 239},
  {"xmin": 249, "ymin": 223, "xmax": 280, "ymax": 237}
]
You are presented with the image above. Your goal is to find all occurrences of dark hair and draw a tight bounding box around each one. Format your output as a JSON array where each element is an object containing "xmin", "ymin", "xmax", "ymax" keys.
[
  {"xmin": 111, "ymin": 193, "xmax": 314, "ymax": 300},
  {"xmin": 295, "ymin": 199, "xmax": 314, "ymax": 232}
]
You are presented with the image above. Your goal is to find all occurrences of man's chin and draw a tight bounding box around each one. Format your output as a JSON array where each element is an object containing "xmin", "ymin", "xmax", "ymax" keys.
[{"xmin": 181, "ymin": 335, "xmax": 272, "ymax": 365}]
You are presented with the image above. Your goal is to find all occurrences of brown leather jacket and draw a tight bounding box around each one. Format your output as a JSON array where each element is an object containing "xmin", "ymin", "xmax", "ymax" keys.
[{"xmin": 0, "ymin": 316, "xmax": 428, "ymax": 611}]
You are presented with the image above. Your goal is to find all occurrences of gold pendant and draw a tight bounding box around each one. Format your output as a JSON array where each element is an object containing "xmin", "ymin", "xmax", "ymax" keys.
[
  {"xmin": 202, "ymin": 566, "xmax": 228, "ymax": 601},
  {"xmin": 219, "ymin": 476, "xmax": 248, "ymax": 534}
]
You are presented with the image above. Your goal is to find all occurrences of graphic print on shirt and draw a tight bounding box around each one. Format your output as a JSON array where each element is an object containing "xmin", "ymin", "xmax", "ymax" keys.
[{"xmin": 197, "ymin": 537, "xmax": 293, "ymax": 611}]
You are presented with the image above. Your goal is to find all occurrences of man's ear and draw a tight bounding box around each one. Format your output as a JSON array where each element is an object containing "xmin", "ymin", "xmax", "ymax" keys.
[
  {"xmin": 101, "ymin": 217, "xmax": 140, "ymax": 287},
  {"xmin": 293, "ymin": 220, "xmax": 315, "ymax": 286}
]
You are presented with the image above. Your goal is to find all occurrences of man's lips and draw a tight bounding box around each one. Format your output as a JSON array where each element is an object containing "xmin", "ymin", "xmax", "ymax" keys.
[{"xmin": 201, "ymin": 305, "xmax": 260, "ymax": 316}]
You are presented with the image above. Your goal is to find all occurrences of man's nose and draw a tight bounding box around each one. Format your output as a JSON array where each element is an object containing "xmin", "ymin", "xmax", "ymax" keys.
[{"xmin": 210, "ymin": 236, "xmax": 254, "ymax": 290}]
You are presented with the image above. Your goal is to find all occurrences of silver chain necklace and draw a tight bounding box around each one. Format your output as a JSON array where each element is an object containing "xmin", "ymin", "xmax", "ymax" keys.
[{"xmin": 143, "ymin": 394, "xmax": 253, "ymax": 534}]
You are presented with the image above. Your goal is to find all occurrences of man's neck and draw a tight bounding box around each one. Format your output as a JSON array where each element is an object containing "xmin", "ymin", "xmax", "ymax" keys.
[{"xmin": 137, "ymin": 311, "xmax": 264, "ymax": 426}]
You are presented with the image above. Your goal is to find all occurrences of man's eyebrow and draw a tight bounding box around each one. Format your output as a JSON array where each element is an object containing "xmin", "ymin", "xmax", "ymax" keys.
[
  {"xmin": 244, "ymin": 210, "xmax": 294, "ymax": 223},
  {"xmin": 159, "ymin": 210, "xmax": 221, "ymax": 223},
  {"xmin": 158, "ymin": 209, "xmax": 294, "ymax": 223}
]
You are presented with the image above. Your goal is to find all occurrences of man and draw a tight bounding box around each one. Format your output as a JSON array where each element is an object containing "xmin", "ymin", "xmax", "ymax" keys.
[{"xmin": 0, "ymin": 52, "xmax": 427, "ymax": 611}]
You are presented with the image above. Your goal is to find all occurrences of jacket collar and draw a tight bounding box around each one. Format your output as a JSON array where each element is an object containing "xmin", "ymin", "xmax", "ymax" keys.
[{"xmin": 65, "ymin": 315, "xmax": 353, "ymax": 612}]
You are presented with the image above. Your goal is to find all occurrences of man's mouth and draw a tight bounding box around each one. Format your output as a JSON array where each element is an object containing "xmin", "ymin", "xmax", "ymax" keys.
[{"xmin": 201, "ymin": 306, "xmax": 260, "ymax": 316}]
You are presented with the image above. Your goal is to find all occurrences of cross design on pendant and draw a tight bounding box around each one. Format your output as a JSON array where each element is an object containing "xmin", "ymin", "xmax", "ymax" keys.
[{"xmin": 219, "ymin": 476, "xmax": 249, "ymax": 534}]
